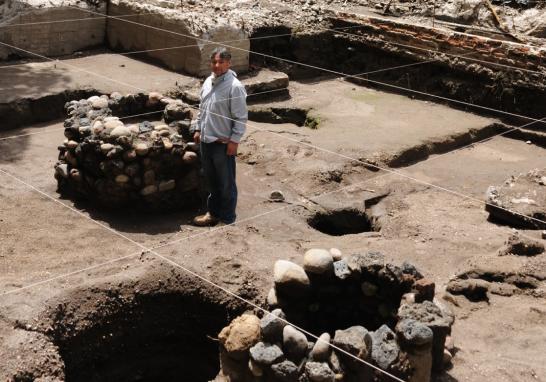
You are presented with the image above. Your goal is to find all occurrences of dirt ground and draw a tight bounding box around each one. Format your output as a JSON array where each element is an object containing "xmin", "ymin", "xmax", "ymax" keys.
[
  {"xmin": 1, "ymin": 54, "xmax": 545, "ymax": 381},
  {"xmin": 0, "ymin": 52, "xmax": 199, "ymax": 103}
]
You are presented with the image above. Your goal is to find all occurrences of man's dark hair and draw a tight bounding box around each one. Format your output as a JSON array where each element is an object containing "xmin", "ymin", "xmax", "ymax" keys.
[{"xmin": 210, "ymin": 47, "xmax": 232, "ymax": 61}]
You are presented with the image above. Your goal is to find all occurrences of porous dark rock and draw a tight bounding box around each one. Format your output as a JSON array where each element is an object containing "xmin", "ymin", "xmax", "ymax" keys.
[
  {"xmin": 398, "ymin": 301, "xmax": 454, "ymax": 371},
  {"xmin": 371, "ymin": 325, "xmax": 400, "ymax": 370},
  {"xmin": 346, "ymin": 251, "xmax": 385, "ymax": 276},
  {"xmin": 305, "ymin": 362, "xmax": 336, "ymax": 382},
  {"xmin": 249, "ymin": 342, "xmax": 284, "ymax": 366},
  {"xmin": 332, "ymin": 326, "xmax": 372, "ymax": 361},
  {"xmin": 395, "ymin": 319, "xmax": 433, "ymax": 347},
  {"xmin": 271, "ymin": 360, "xmax": 300, "ymax": 381},
  {"xmin": 401, "ymin": 261, "xmax": 424, "ymax": 279}
]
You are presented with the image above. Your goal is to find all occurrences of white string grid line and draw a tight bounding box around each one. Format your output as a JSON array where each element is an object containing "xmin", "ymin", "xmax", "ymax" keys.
[
  {"xmin": 0, "ymin": 18, "xmax": 544, "ymax": 379},
  {"xmin": 0, "ymin": 12, "xmax": 157, "ymax": 29},
  {"xmin": 149, "ymin": 0, "xmax": 546, "ymax": 44},
  {"xmin": 68, "ymin": 4, "xmax": 546, "ymax": 76},
  {"xmin": 1, "ymin": 111, "xmax": 543, "ymax": 299},
  {"xmin": 0, "ymin": 53, "xmax": 457, "ymax": 142},
  {"xmin": 0, "ymin": 39, "xmax": 545, "ymax": 298},
  {"xmin": 1, "ymin": 39, "xmax": 545, "ymax": 227},
  {"xmin": 0, "ymin": 48, "xmax": 540, "ymax": 381},
  {"xmin": 0, "ymin": 106, "xmax": 543, "ymax": 382},
  {"xmin": 0, "ymin": 6, "xmax": 542, "ymax": 77},
  {"xmin": 323, "ymin": 25, "xmax": 546, "ymax": 76},
  {"xmin": 0, "ymin": 163, "xmax": 408, "ymax": 382},
  {"xmin": 67, "ymin": 6, "xmax": 546, "ymax": 126}
]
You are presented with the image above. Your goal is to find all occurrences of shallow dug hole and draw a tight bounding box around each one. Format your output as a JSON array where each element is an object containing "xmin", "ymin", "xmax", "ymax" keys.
[
  {"xmin": 43, "ymin": 274, "xmax": 249, "ymax": 382},
  {"xmin": 308, "ymin": 208, "xmax": 376, "ymax": 236}
]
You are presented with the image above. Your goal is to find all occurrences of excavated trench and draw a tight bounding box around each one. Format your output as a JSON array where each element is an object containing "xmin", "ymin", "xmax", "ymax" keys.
[
  {"xmin": 249, "ymin": 25, "xmax": 546, "ymax": 127},
  {"xmin": 3, "ymin": 17, "xmax": 545, "ymax": 133}
]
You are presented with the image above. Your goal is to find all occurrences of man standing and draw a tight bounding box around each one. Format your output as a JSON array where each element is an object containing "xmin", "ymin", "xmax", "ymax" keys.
[{"xmin": 192, "ymin": 47, "xmax": 248, "ymax": 226}]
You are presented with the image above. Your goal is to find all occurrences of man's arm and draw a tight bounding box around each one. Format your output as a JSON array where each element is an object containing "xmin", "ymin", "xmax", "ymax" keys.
[{"xmin": 227, "ymin": 84, "xmax": 248, "ymax": 149}]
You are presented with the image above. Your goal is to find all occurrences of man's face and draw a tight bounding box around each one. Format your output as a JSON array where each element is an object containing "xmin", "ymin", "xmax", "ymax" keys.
[{"xmin": 210, "ymin": 53, "xmax": 231, "ymax": 77}]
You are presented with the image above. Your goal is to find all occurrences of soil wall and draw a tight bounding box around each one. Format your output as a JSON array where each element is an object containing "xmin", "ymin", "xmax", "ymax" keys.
[
  {"xmin": 0, "ymin": 6, "xmax": 106, "ymax": 60},
  {"xmin": 106, "ymin": 2, "xmax": 250, "ymax": 77}
]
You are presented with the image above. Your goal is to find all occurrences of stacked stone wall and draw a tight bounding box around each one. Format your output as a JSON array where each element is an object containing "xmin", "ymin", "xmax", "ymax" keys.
[
  {"xmin": 216, "ymin": 249, "xmax": 455, "ymax": 382},
  {"xmin": 54, "ymin": 92, "xmax": 202, "ymax": 210}
]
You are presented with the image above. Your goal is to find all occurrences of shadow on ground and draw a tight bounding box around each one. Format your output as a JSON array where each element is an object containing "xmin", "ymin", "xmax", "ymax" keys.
[
  {"xmin": 0, "ymin": 136, "xmax": 31, "ymax": 163},
  {"xmin": 0, "ymin": 63, "xmax": 72, "ymax": 102},
  {"xmin": 69, "ymin": 197, "xmax": 206, "ymax": 235}
]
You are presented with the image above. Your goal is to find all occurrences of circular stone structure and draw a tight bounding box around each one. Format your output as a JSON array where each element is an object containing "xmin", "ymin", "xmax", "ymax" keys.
[
  {"xmin": 54, "ymin": 93, "xmax": 201, "ymax": 209},
  {"xmin": 216, "ymin": 250, "xmax": 455, "ymax": 382}
]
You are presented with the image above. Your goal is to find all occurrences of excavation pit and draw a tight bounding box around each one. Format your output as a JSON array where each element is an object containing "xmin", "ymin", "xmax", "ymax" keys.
[
  {"xmin": 45, "ymin": 276, "xmax": 247, "ymax": 382},
  {"xmin": 307, "ymin": 208, "xmax": 376, "ymax": 236}
]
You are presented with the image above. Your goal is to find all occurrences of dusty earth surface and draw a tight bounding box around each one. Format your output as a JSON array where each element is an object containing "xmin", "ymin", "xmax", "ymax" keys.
[{"xmin": 1, "ymin": 54, "xmax": 546, "ymax": 381}]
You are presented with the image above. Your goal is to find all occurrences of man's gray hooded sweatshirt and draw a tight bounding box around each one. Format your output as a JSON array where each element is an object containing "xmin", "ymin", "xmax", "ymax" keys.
[{"xmin": 195, "ymin": 69, "xmax": 248, "ymax": 143}]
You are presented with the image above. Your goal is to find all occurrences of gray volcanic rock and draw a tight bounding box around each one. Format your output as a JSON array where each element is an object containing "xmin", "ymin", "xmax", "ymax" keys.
[
  {"xmin": 371, "ymin": 325, "xmax": 400, "ymax": 370},
  {"xmin": 398, "ymin": 301, "xmax": 454, "ymax": 371},
  {"xmin": 346, "ymin": 251, "xmax": 385, "ymax": 275},
  {"xmin": 271, "ymin": 360, "xmax": 299, "ymax": 381},
  {"xmin": 305, "ymin": 362, "xmax": 335, "ymax": 382},
  {"xmin": 249, "ymin": 342, "xmax": 284, "ymax": 366},
  {"xmin": 395, "ymin": 319, "xmax": 433, "ymax": 346}
]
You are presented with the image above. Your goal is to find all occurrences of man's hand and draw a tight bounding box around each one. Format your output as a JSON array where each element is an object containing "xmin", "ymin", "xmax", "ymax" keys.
[
  {"xmin": 193, "ymin": 131, "xmax": 201, "ymax": 144},
  {"xmin": 226, "ymin": 141, "xmax": 239, "ymax": 156}
]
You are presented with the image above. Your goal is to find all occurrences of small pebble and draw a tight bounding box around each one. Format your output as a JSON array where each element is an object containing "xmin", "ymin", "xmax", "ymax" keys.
[{"xmin": 269, "ymin": 190, "xmax": 285, "ymax": 202}]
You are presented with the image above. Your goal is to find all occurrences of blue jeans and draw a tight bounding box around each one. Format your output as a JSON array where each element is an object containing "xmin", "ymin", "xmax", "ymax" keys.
[{"xmin": 200, "ymin": 141, "xmax": 238, "ymax": 223}]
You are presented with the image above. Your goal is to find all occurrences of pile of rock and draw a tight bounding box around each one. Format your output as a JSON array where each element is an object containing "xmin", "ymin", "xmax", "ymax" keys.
[
  {"xmin": 216, "ymin": 249, "xmax": 455, "ymax": 382},
  {"xmin": 486, "ymin": 168, "xmax": 546, "ymax": 230},
  {"xmin": 54, "ymin": 93, "xmax": 201, "ymax": 209}
]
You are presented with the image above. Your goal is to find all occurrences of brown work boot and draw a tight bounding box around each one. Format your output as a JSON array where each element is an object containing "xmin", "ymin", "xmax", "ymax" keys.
[{"xmin": 192, "ymin": 212, "xmax": 219, "ymax": 227}]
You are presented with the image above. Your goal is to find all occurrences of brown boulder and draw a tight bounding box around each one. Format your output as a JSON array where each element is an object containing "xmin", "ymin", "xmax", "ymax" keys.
[{"xmin": 219, "ymin": 314, "xmax": 261, "ymax": 360}]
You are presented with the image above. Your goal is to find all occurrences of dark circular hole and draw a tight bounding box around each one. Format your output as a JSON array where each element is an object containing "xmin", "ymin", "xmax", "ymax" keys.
[
  {"xmin": 307, "ymin": 208, "xmax": 374, "ymax": 236},
  {"xmin": 51, "ymin": 286, "xmax": 237, "ymax": 382}
]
